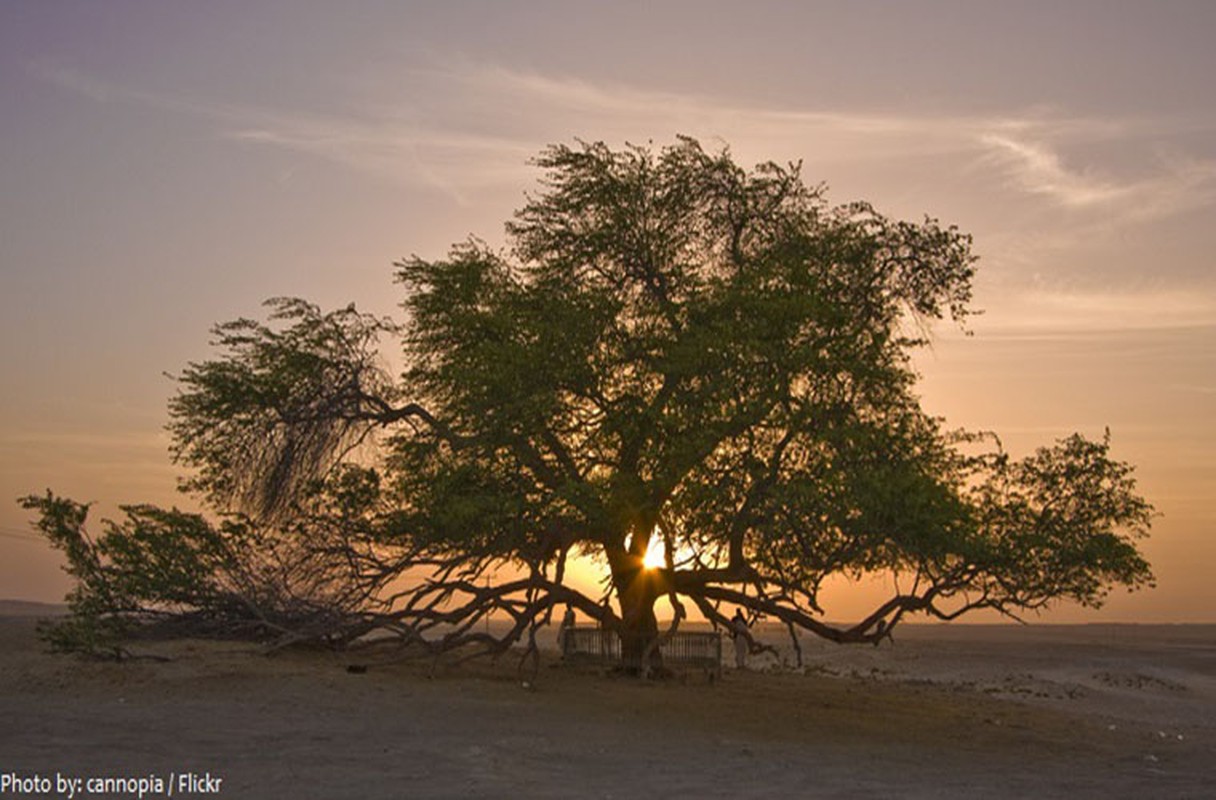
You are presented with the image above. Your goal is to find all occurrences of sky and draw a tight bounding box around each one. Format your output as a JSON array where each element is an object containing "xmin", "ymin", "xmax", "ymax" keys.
[{"xmin": 1, "ymin": 1, "xmax": 1213, "ymax": 622}]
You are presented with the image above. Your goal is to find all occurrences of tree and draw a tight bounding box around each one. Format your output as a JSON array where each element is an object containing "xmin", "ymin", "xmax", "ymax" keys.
[
  {"xmin": 19, "ymin": 487, "xmax": 372, "ymax": 657},
  {"xmin": 28, "ymin": 137, "xmax": 1154, "ymax": 668}
]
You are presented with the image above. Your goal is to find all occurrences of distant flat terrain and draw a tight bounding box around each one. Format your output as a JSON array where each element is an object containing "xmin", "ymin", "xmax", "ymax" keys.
[
  {"xmin": 0, "ymin": 599, "xmax": 65, "ymax": 617},
  {"xmin": 1, "ymin": 614, "xmax": 1212, "ymax": 798}
]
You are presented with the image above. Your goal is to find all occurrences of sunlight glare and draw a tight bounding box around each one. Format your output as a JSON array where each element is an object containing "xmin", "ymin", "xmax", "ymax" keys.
[{"xmin": 642, "ymin": 531, "xmax": 666, "ymax": 570}]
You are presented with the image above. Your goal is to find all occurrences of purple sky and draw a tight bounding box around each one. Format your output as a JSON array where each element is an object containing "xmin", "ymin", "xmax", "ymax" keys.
[{"xmin": 2, "ymin": 1, "xmax": 1214, "ymax": 620}]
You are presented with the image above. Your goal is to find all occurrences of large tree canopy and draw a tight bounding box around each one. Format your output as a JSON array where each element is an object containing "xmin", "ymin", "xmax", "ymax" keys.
[{"xmin": 26, "ymin": 138, "xmax": 1154, "ymax": 665}]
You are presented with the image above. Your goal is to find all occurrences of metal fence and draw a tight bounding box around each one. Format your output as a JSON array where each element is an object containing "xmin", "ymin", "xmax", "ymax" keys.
[
  {"xmin": 561, "ymin": 626, "xmax": 620, "ymax": 661},
  {"xmin": 560, "ymin": 626, "xmax": 721, "ymax": 678}
]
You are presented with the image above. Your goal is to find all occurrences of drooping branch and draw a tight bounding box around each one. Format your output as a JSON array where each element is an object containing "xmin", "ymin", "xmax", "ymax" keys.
[{"xmin": 168, "ymin": 298, "xmax": 454, "ymax": 521}]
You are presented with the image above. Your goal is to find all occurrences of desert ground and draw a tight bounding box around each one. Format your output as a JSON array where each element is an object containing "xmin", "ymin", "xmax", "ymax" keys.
[{"xmin": 1, "ymin": 602, "xmax": 1213, "ymax": 798}]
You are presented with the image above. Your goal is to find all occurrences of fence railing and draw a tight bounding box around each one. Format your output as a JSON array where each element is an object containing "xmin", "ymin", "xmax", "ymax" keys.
[{"xmin": 560, "ymin": 626, "xmax": 721, "ymax": 678}]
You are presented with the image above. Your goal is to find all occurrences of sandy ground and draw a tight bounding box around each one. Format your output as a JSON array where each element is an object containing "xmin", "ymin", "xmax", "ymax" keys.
[{"xmin": 1, "ymin": 603, "xmax": 1213, "ymax": 799}]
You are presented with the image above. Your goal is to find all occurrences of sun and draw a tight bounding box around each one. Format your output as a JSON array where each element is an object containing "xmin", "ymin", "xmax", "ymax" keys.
[{"xmin": 642, "ymin": 532, "xmax": 667, "ymax": 570}]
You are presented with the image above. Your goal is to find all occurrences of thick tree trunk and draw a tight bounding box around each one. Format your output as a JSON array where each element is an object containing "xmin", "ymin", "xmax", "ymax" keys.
[
  {"xmin": 605, "ymin": 508, "xmax": 668, "ymax": 675},
  {"xmin": 619, "ymin": 593, "xmax": 661, "ymax": 673},
  {"xmin": 613, "ymin": 561, "xmax": 664, "ymax": 675}
]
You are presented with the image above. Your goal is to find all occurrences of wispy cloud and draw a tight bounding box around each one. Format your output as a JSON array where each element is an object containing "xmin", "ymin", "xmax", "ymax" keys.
[
  {"xmin": 364, "ymin": 64, "xmax": 1216, "ymax": 231},
  {"xmin": 29, "ymin": 60, "xmax": 534, "ymax": 204},
  {"xmin": 30, "ymin": 57, "xmax": 1216, "ymax": 279},
  {"xmin": 224, "ymin": 123, "xmax": 533, "ymax": 205},
  {"xmin": 973, "ymin": 286, "xmax": 1216, "ymax": 335},
  {"xmin": 979, "ymin": 133, "xmax": 1131, "ymax": 208},
  {"xmin": 431, "ymin": 61, "xmax": 985, "ymax": 162},
  {"xmin": 977, "ymin": 128, "xmax": 1216, "ymax": 227},
  {"xmin": 33, "ymin": 57, "xmax": 1216, "ymax": 218}
]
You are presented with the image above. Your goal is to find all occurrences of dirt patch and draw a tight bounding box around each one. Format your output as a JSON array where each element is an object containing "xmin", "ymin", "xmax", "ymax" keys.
[{"xmin": 2, "ymin": 616, "xmax": 1212, "ymax": 798}]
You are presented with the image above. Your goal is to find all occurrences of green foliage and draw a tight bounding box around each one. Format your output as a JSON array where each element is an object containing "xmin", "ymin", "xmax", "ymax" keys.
[
  {"xmin": 168, "ymin": 298, "xmax": 397, "ymax": 521},
  {"xmin": 19, "ymin": 491, "xmax": 241, "ymax": 656},
  {"xmin": 20, "ymin": 493, "xmax": 125, "ymax": 656},
  {"xmin": 23, "ymin": 137, "xmax": 1156, "ymax": 657},
  {"xmin": 19, "ymin": 487, "xmax": 374, "ymax": 656},
  {"xmin": 962, "ymin": 432, "xmax": 1155, "ymax": 609},
  {"xmin": 389, "ymin": 139, "xmax": 986, "ymax": 598}
]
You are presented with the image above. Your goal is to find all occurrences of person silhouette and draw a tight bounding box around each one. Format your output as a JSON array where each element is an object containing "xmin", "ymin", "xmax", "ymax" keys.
[
  {"xmin": 729, "ymin": 609, "xmax": 750, "ymax": 669},
  {"xmin": 558, "ymin": 604, "xmax": 577, "ymax": 657}
]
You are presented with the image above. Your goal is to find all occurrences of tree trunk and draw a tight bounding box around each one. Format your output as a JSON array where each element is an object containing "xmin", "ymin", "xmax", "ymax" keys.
[
  {"xmin": 613, "ymin": 562, "xmax": 664, "ymax": 675},
  {"xmin": 605, "ymin": 509, "xmax": 667, "ymax": 676}
]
